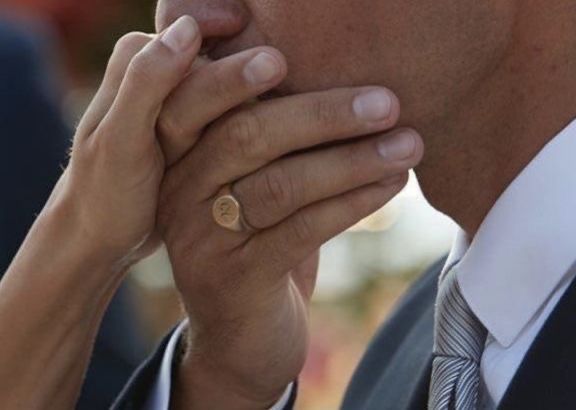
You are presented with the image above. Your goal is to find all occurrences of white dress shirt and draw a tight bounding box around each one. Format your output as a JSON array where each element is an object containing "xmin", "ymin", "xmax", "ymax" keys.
[
  {"xmin": 146, "ymin": 118, "xmax": 576, "ymax": 409},
  {"xmin": 442, "ymin": 118, "xmax": 576, "ymax": 405}
]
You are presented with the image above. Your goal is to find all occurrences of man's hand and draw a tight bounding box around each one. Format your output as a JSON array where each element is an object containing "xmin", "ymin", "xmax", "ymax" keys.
[{"xmin": 158, "ymin": 79, "xmax": 424, "ymax": 408}]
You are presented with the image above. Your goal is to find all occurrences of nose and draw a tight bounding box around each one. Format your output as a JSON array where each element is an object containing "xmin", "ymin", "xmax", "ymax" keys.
[{"xmin": 156, "ymin": 0, "xmax": 250, "ymax": 54}]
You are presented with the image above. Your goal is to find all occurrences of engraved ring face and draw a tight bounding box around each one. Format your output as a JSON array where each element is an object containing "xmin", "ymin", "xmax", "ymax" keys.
[{"xmin": 212, "ymin": 194, "xmax": 243, "ymax": 231}]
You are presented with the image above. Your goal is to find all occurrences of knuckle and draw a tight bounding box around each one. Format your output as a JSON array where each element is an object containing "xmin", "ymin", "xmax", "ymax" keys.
[
  {"xmin": 126, "ymin": 51, "xmax": 157, "ymax": 84},
  {"xmin": 309, "ymin": 97, "xmax": 340, "ymax": 126},
  {"xmin": 114, "ymin": 32, "xmax": 150, "ymax": 56},
  {"xmin": 106, "ymin": 32, "xmax": 150, "ymax": 84},
  {"xmin": 342, "ymin": 143, "xmax": 366, "ymax": 179},
  {"xmin": 157, "ymin": 112, "xmax": 186, "ymax": 142},
  {"xmin": 221, "ymin": 111, "xmax": 266, "ymax": 159},
  {"xmin": 259, "ymin": 165, "xmax": 296, "ymax": 211},
  {"xmin": 291, "ymin": 212, "xmax": 315, "ymax": 243},
  {"xmin": 91, "ymin": 124, "xmax": 116, "ymax": 155},
  {"xmin": 206, "ymin": 66, "xmax": 237, "ymax": 101},
  {"xmin": 73, "ymin": 138, "xmax": 95, "ymax": 167}
]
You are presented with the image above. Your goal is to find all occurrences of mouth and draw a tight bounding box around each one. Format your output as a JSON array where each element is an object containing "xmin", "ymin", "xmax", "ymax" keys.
[{"xmin": 200, "ymin": 38, "xmax": 220, "ymax": 56}]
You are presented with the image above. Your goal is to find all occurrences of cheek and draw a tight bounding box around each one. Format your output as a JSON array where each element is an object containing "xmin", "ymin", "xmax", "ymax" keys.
[{"xmin": 379, "ymin": 1, "xmax": 516, "ymax": 125}]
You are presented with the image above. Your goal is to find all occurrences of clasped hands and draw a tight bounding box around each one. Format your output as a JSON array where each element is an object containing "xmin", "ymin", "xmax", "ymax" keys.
[{"xmin": 41, "ymin": 16, "xmax": 423, "ymax": 409}]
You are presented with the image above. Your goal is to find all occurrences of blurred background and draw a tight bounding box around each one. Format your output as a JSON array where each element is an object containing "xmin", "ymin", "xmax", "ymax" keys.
[{"xmin": 0, "ymin": 1, "xmax": 455, "ymax": 408}]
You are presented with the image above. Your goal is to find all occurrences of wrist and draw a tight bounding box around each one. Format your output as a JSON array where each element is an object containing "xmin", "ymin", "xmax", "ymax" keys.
[
  {"xmin": 172, "ymin": 334, "xmax": 288, "ymax": 410},
  {"xmin": 39, "ymin": 192, "xmax": 136, "ymax": 278},
  {"xmin": 0, "ymin": 194, "xmax": 128, "ymax": 410},
  {"xmin": 4, "ymin": 196, "xmax": 129, "ymax": 313}
]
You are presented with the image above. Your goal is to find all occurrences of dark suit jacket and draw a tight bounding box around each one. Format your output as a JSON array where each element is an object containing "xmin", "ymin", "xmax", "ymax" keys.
[
  {"xmin": 115, "ymin": 255, "xmax": 576, "ymax": 409},
  {"xmin": 0, "ymin": 19, "xmax": 145, "ymax": 409}
]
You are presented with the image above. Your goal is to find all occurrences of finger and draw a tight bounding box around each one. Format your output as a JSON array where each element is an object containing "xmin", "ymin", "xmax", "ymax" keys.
[
  {"xmin": 76, "ymin": 32, "xmax": 153, "ymax": 138},
  {"xmin": 243, "ymin": 175, "xmax": 409, "ymax": 279},
  {"xmin": 233, "ymin": 129, "xmax": 423, "ymax": 229},
  {"xmin": 99, "ymin": 16, "xmax": 202, "ymax": 152},
  {"xmin": 158, "ymin": 47, "xmax": 287, "ymax": 166},
  {"xmin": 174, "ymin": 86, "xmax": 401, "ymax": 198}
]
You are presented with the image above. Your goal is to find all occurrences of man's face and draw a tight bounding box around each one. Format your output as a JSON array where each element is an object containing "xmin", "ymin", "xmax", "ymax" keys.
[{"xmin": 156, "ymin": 0, "xmax": 515, "ymax": 130}]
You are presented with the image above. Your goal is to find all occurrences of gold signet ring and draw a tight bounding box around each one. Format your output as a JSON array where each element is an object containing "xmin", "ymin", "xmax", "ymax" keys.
[{"xmin": 212, "ymin": 185, "xmax": 251, "ymax": 232}]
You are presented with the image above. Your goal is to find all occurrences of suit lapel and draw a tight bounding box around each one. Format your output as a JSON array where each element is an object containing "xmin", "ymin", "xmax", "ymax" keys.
[
  {"xmin": 499, "ymin": 261, "xmax": 576, "ymax": 410},
  {"xmin": 406, "ymin": 355, "xmax": 432, "ymax": 410}
]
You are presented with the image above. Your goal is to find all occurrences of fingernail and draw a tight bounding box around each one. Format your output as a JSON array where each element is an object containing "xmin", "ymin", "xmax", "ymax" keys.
[
  {"xmin": 353, "ymin": 89, "xmax": 393, "ymax": 122},
  {"xmin": 161, "ymin": 16, "xmax": 198, "ymax": 52},
  {"xmin": 377, "ymin": 131, "xmax": 416, "ymax": 160},
  {"xmin": 243, "ymin": 52, "xmax": 281, "ymax": 85}
]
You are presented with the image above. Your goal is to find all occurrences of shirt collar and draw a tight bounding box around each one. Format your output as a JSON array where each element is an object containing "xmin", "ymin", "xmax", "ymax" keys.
[{"xmin": 441, "ymin": 118, "xmax": 576, "ymax": 348}]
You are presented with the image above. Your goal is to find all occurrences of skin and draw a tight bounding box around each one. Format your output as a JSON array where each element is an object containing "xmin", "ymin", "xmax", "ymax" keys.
[
  {"xmin": 157, "ymin": 0, "xmax": 576, "ymax": 234},
  {"xmin": 0, "ymin": 15, "xmax": 419, "ymax": 409},
  {"xmin": 2, "ymin": 0, "xmax": 576, "ymax": 409},
  {"xmin": 153, "ymin": 0, "xmax": 576, "ymax": 408}
]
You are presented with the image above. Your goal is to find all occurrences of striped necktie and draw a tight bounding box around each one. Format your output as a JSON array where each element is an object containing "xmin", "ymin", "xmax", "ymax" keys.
[{"xmin": 429, "ymin": 267, "xmax": 488, "ymax": 410}]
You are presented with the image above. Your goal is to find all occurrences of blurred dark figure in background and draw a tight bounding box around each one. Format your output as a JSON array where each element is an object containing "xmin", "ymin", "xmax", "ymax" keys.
[
  {"xmin": 0, "ymin": 15, "xmax": 145, "ymax": 410},
  {"xmin": 0, "ymin": 19, "xmax": 68, "ymax": 273}
]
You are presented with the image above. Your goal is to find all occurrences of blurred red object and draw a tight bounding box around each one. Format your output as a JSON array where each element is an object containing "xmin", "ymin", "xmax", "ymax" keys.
[
  {"xmin": 2, "ymin": 0, "xmax": 135, "ymax": 85},
  {"xmin": 3, "ymin": 0, "xmax": 123, "ymax": 37}
]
